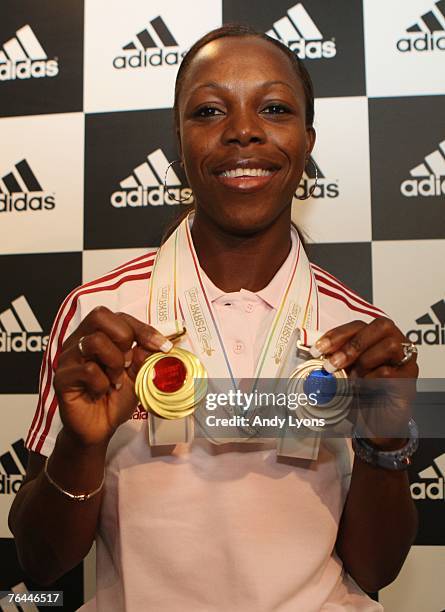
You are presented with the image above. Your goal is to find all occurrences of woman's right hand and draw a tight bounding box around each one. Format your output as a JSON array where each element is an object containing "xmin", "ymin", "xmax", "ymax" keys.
[{"xmin": 53, "ymin": 306, "xmax": 173, "ymax": 448}]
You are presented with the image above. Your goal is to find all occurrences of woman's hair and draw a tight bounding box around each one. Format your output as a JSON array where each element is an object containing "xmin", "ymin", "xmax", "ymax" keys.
[{"xmin": 162, "ymin": 24, "xmax": 314, "ymax": 245}]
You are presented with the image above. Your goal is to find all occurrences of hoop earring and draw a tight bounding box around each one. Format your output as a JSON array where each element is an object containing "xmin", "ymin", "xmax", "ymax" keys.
[
  {"xmin": 296, "ymin": 157, "xmax": 318, "ymax": 200},
  {"xmin": 163, "ymin": 159, "xmax": 193, "ymax": 204}
]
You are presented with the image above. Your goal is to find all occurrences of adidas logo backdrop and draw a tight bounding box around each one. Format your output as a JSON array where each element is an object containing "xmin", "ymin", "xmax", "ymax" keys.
[
  {"xmin": 1, "ymin": 0, "xmax": 445, "ymax": 610},
  {"xmin": 84, "ymin": 0, "xmax": 222, "ymax": 112}
]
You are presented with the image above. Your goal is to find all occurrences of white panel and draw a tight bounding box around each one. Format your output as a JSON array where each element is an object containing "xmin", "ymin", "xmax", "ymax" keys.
[
  {"xmin": 0, "ymin": 395, "xmax": 39, "ymax": 537},
  {"xmin": 380, "ymin": 546, "xmax": 445, "ymax": 612},
  {"xmin": 364, "ymin": 0, "xmax": 445, "ymax": 97},
  {"xmin": 3, "ymin": 38, "xmax": 27, "ymax": 61},
  {"xmin": 287, "ymin": 3, "xmax": 322, "ymax": 40},
  {"xmin": 16, "ymin": 25, "xmax": 47, "ymax": 60},
  {"xmin": 0, "ymin": 113, "xmax": 84, "ymax": 255},
  {"xmin": 82, "ymin": 248, "xmax": 152, "ymax": 283},
  {"xmin": 292, "ymin": 97, "xmax": 371, "ymax": 243},
  {"xmin": 372, "ymin": 240, "xmax": 445, "ymax": 378},
  {"xmin": 12, "ymin": 296, "xmax": 43, "ymax": 333},
  {"xmin": 84, "ymin": 0, "xmax": 222, "ymax": 113}
]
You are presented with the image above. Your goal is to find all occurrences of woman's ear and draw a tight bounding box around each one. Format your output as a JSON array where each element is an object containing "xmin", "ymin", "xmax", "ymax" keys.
[
  {"xmin": 176, "ymin": 128, "xmax": 183, "ymax": 163},
  {"xmin": 305, "ymin": 126, "xmax": 316, "ymax": 158}
]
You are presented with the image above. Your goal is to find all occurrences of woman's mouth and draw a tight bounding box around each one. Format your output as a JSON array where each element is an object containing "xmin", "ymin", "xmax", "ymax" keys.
[{"xmin": 214, "ymin": 166, "xmax": 278, "ymax": 192}]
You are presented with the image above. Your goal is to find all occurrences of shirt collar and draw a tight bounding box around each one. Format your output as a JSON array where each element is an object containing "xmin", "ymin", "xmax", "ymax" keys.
[{"xmin": 198, "ymin": 230, "xmax": 297, "ymax": 310}]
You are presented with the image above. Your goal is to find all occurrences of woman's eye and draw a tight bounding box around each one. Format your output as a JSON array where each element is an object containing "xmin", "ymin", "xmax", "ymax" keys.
[
  {"xmin": 262, "ymin": 104, "xmax": 290, "ymax": 114},
  {"xmin": 195, "ymin": 106, "xmax": 223, "ymax": 118}
]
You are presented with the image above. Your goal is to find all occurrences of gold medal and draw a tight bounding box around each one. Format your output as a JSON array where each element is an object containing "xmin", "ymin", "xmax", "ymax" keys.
[{"xmin": 135, "ymin": 347, "xmax": 208, "ymax": 420}]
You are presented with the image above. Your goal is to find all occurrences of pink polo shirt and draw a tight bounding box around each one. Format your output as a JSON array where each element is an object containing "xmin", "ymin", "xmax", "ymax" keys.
[{"xmin": 26, "ymin": 231, "xmax": 385, "ymax": 612}]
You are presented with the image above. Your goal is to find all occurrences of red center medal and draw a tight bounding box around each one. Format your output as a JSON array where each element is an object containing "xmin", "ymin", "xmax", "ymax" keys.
[{"xmin": 135, "ymin": 346, "xmax": 208, "ymax": 420}]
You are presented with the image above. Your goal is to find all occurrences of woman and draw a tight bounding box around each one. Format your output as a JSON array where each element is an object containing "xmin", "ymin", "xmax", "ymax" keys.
[{"xmin": 10, "ymin": 25, "xmax": 418, "ymax": 611}]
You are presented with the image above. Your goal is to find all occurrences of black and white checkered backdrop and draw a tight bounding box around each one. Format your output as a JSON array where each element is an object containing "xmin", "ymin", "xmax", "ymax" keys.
[{"xmin": 1, "ymin": 1, "xmax": 444, "ymax": 610}]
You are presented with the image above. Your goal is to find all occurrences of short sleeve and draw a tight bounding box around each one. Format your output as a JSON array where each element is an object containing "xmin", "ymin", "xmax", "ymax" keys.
[{"xmin": 24, "ymin": 250, "xmax": 157, "ymax": 457}]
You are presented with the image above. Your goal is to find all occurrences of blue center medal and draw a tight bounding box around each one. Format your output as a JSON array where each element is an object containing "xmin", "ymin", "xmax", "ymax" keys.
[
  {"xmin": 287, "ymin": 339, "xmax": 352, "ymax": 429},
  {"xmin": 135, "ymin": 345, "xmax": 208, "ymax": 420}
]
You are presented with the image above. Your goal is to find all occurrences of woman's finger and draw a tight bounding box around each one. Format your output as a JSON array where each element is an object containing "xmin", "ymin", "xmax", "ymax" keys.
[
  {"xmin": 317, "ymin": 317, "xmax": 401, "ymax": 372},
  {"xmin": 63, "ymin": 306, "xmax": 173, "ymax": 355},
  {"xmin": 350, "ymin": 335, "xmax": 415, "ymax": 376}
]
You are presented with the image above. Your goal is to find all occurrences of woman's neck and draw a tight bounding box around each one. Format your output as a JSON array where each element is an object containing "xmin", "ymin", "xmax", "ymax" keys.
[{"xmin": 190, "ymin": 208, "xmax": 293, "ymax": 293}]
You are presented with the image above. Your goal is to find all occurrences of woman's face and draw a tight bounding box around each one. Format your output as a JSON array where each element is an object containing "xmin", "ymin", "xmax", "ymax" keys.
[{"xmin": 177, "ymin": 36, "xmax": 315, "ymax": 234}]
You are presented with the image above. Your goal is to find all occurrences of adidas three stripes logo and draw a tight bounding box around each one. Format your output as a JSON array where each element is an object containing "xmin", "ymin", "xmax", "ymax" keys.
[
  {"xmin": 0, "ymin": 296, "xmax": 43, "ymax": 335},
  {"xmin": 0, "ymin": 24, "xmax": 58, "ymax": 80},
  {"xmin": 123, "ymin": 16, "xmax": 178, "ymax": 51},
  {"xmin": 409, "ymin": 140, "xmax": 445, "ymax": 178},
  {"xmin": 266, "ymin": 3, "xmax": 336, "ymax": 59},
  {"xmin": 119, "ymin": 149, "xmax": 180, "ymax": 189},
  {"xmin": 0, "ymin": 25, "xmax": 48, "ymax": 63},
  {"xmin": 0, "ymin": 159, "xmax": 43, "ymax": 194},
  {"xmin": 406, "ymin": 0, "xmax": 445, "ymax": 33}
]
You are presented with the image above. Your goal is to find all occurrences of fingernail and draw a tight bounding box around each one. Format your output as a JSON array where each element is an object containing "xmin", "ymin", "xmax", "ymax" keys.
[
  {"xmin": 310, "ymin": 345, "xmax": 322, "ymax": 358},
  {"xmin": 323, "ymin": 352, "xmax": 346, "ymax": 373},
  {"xmin": 159, "ymin": 339, "xmax": 173, "ymax": 353},
  {"xmin": 310, "ymin": 337, "xmax": 331, "ymax": 358},
  {"xmin": 114, "ymin": 382, "xmax": 122, "ymax": 391},
  {"xmin": 124, "ymin": 351, "xmax": 132, "ymax": 368},
  {"xmin": 322, "ymin": 359, "xmax": 337, "ymax": 374},
  {"xmin": 151, "ymin": 332, "xmax": 173, "ymax": 352}
]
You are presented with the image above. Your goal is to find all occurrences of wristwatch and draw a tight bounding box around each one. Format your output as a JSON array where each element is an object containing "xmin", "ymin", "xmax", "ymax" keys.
[{"xmin": 352, "ymin": 418, "xmax": 419, "ymax": 470}]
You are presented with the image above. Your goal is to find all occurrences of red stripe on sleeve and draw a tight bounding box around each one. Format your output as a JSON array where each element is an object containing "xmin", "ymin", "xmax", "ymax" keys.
[
  {"xmin": 312, "ymin": 266, "xmax": 385, "ymax": 316},
  {"xmin": 317, "ymin": 285, "xmax": 383, "ymax": 320}
]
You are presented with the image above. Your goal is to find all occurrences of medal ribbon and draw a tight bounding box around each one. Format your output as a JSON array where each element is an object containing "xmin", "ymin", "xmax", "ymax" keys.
[{"xmin": 149, "ymin": 212, "xmax": 318, "ymax": 391}]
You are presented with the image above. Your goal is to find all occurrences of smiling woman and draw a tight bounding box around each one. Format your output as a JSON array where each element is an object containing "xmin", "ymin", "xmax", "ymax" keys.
[{"xmin": 10, "ymin": 24, "xmax": 418, "ymax": 612}]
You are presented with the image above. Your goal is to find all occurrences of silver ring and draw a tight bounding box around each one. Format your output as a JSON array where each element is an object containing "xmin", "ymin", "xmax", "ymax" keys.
[
  {"xmin": 396, "ymin": 342, "xmax": 418, "ymax": 367},
  {"xmin": 78, "ymin": 336, "xmax": 87, "ymax": 357}
]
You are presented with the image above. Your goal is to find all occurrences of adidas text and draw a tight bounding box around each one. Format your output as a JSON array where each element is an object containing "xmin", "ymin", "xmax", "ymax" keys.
[
  {"xmin": 401, "ymin": 176, "xmax": 445, "ymax": 197},
  {"xmin": 113, "ymin": 49, "xmax": 186, "ymax": 69},
  {"xmin": 295, "ymin": 179, "xmax": 339, "ymax": 199},
  {"xmin": 406, "ymin": 324, "xmax": 445, "ymax": 345},
  {"xmin": 111, "ymin": 186, "xmax": 194, "ymax": 207},
  {"xmin": 397, "ymin": 33, "xmax": 445, "ymax": 53},
  {"xmin": 411, "ymin": 478, "xmax": 444, "ymax": 500},
  {"xmin": 0, "ymin": 59, "xmax": 58, "ymax": 81},
  {"xmin": 289, "ymin": 39, "xmax": 336, "ymax": 59},
  {"xmin": 0, "ymin": 193, "xmax": 55, "ymax": 212},
  {"xmin": 0, "ymin": 474, "xmax": 23, "ymax": 495},
  {"xmin": 0, "ymin": 332, "xmax": 49, "ymax": 352}
]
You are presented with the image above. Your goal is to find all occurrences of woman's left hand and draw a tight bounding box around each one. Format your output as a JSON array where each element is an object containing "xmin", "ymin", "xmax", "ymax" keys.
[{"xmin": 312, "ymin": 317, "xmax": 419, "ymax": 450}]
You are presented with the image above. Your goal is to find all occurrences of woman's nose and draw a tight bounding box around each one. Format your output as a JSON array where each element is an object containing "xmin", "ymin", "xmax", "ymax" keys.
[{"xmin": 222, "ymin": 110, "xmax": 267, "ymax": 147}]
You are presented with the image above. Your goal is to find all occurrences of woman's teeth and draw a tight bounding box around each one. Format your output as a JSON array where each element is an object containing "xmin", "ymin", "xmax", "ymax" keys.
[{"xmin": 219, "ymin": 168, "xmax": 273, "ymax": 178}]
